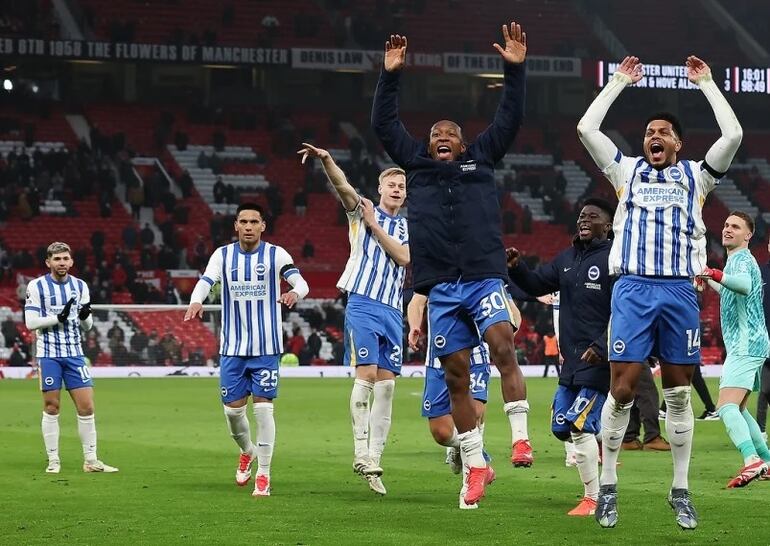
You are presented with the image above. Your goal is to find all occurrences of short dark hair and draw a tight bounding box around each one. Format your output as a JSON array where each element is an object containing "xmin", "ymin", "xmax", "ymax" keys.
[
  {"xmin": 235, "ymin": 203, "xmax": 265, "ymax": 218},
  {"xmin": 645, "ymin": 112, "xmax": 684, "ymax": 140},
  {"xmin": 728, "ymin": 210, "xmax": 755, "ymax": 232},
  {"xmin": 581, "ymin": 197, "xmax": 615, "ymax": 221}
]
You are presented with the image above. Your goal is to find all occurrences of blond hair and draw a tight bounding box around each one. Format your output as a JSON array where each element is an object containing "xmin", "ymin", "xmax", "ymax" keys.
[
  {"xmin": 46, "ymin": 241, "xmax": 72, "ymax": 258},
  {"xmin": 378, "ymin": 167, "xmax": 406, "ymax": 186}
]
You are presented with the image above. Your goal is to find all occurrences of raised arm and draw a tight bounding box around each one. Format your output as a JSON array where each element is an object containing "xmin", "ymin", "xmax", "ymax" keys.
[
  {"xmin": 371, "ymin": 34, "xmax": 421, "ymax": 167},
  {"xmin": 686, "ymin": 56, "xmax": 743, "ymax": 175},
  {"xmin": 577, "ymin": 56, "xmax": 642, "ymax": 170},
  {"xmin": 473, "ymin": 22, "xmax": 527, "ymax": 162},
  {"xmin": 360, "ymin": 198, "xmax": 410, "ymax": 267},
  {"xmin": 298, "ymin": 143, "xmax": 360, "ymax": 211}
]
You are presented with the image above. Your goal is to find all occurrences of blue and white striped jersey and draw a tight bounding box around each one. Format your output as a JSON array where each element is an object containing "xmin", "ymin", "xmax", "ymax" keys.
[
  {"xmin": 603, "ymin": 154, "xmax": 719, "ymax": 277},
  {"xmin": 337, "ymin": 205, "xmax": 408, "ymax": 311},
  {"xmin": 25, "ymin": 274, "xmax": 89, "ymax": 358},
  {"xmin": 201, "ymin": 241, "xmax": 300, "ymax": 356}
]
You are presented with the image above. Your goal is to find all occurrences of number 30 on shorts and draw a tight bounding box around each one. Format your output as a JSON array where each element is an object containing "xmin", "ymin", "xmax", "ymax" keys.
[{"xmin": 480, "ymin": 292, "xmax": 506, "ymax": 318}]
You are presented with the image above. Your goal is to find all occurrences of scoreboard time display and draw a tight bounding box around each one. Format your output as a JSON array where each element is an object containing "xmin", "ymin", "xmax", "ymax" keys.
[{"xmin": 597, "ymin": 60, "xmax": 770, "ymax": 94}]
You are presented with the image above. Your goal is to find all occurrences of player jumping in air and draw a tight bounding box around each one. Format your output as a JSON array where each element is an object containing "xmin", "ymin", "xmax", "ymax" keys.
[
  {"xmin": 408, "ymin": 292, "xmax": 512, "ymax": 509},
  {"xmin": 698, "ymin": 212, "xmax": 770, "ymax": 487},
  {"xmin": 372, "ymin": 22, "xmax": 530, "ymax": 508},
  {"xmin": 185, "ymin": 203, "xmax": 310, "ymax": 497},
  {"xmin": 25, "ymin": 242, "xmax": 118, "ymax": 474},
  {"xmin": 578, "ymin": 55, "xmax": 743, "ymax": 529},
  {"xmin": 298, "ymin": 143, "xmax": 408, "ymax": 496}
]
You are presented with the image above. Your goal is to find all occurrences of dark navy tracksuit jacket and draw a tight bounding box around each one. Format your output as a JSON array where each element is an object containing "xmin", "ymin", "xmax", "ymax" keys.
[
  {"xmin": 371, "ymin": 62, "xmax": 525, "ymax": 294},
  {"xmin": 508, "ymin": 238, "xmax": 613, "ymax": 393}
]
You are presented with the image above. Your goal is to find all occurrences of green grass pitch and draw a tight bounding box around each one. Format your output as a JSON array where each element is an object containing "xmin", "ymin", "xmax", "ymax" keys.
[{"xmin": 1, "ymin": 377, "xmax": 768, "ymax": 545}]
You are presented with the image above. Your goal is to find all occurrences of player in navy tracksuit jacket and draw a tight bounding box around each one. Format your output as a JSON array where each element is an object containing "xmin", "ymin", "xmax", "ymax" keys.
[
  {"xmin": 507, "ymin": 198, "xmax": 614, "ymax": 515},
  {"xmin": 372, "ymin": 24, "xmax": 531, "ymax": 505}
]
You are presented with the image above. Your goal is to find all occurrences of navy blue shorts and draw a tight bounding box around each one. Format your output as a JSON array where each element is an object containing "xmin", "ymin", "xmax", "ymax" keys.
[{"xmin": 610, "ymin": 276, "xmax": 700, "ymax": 365}]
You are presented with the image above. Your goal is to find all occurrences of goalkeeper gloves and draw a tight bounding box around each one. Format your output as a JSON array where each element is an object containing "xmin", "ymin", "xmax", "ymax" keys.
[
  {"xmin": 78, "ymin": 302, "xmax": 92, "ymax": 321},
  {"xmin": 699, "ymin": 267, "xmax": 724, "ymax": 283}
]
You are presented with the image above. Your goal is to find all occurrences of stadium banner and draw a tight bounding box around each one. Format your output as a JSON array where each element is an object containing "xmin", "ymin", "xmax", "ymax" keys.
[
  {"xmin": 443, "ymin": 53, "xmax": 582, "ymax": 76},
  {"xmin": 290, "ymin": 48, "xmax": 442, "ymax": 71},
  {"xmin": 290, "ymin": 47, "xmax": 580, "ymax": 76},
  {"xmin": 0, "ymin": 364, "xmax": 724, "ymax": 379},
  {"xmin": 0, "ymin": 37, "xmax": 289, "ymax": 65}
]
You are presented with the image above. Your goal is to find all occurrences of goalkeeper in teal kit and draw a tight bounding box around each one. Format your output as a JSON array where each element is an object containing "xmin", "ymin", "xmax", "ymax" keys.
[{"xmin": 698, "ymin": 211, "xmax": 770, "ymax": 487}]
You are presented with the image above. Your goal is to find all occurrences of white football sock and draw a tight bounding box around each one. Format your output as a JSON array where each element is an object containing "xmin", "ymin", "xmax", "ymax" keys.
[
  {"xmin": 253, "ymin": 402, "xmax": 275, "ymax": 477},
  {"xmin": 350, "ymin": 379, "xmax": 373, "ymax": 460},
  {"xmin": 664, "ymin": 386, "xmax": 694, "ymax": 490},
  {"xmin": 223, "ymin": 405, "xmax": 254, "ymax": 455},
  {"xmin": 42, "ymin": 412, "xmax": 60, "ymax": 462},
  {"xmin": 478, "ymin": 422, "xmax": 485, "ymax": 440},
  {"xmin": 564, "ymin": 440, "xmax": 576, "ymax": 458},
  {"xmin": 572, "ymin": 431, "xmax": 599, "ymax": 500},
  {"xmin": 369, "ymin": 379, "xmax": 395, "ymax": 465},
  {"xmin": 599, "ymin": 394, "xmax": 633, "ymax": 485},
  {"xmin": 458, "ymin": 427, "xmax": 486, "ymax": 468},
  {"xmin": 503, "ymin": 400, "xmax": 529, "ymax": 443},
  {"xmin": 77, "ymin": 414, "xmax": 98, "ymax": 463}
]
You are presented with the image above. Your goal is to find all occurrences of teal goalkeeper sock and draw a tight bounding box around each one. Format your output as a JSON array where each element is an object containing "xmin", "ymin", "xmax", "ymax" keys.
[
  {"xmin": 718, "ymin": 403, "xmax": 758, "ymax": 462},
  {"xmin": 742, "ymin": 408, "xmax": 770, "ymax": 463}
]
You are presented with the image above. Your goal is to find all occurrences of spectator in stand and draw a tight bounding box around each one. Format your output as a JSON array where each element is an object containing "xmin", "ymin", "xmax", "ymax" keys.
[
  {"xmin": 112, "ymin": 263, "xmax": 128, "ymax": 290},
  {"xmin": 2, "ymin": 316, "xmax": 18, "ymax": 348},
  {"xmin": 91, "ymin": 231, "xmax": 106, "ymax": 262},
  {"xmin": 191, "ymin": 236, "xmax": 208, "ymax": 271},
  {"xmin": 225, "ymin": 184, "xmax": 237, "ymax": 205},
  {"xmin": 522, "ymin": 205, "xmax": 533, "ymax": 234},
  {"xmin": 160, "ymin": 330, "xmax": 182, "ymax": 364},
  {"xmin": 107, "ymin": 320, "xmax": 124, "ymax": 343},
  {"xmin": 82, "ymin": 331, "xmax": 101, "ymax": 364},
  {"xmin": 130, "ymin": 329, "xmax": 149, "ymax": 362},
  {"xmin": 122, "ymin": 224, "xmax": 138, "ymax": 250},
  {"xmin": 213, "ymin": 176, "xmax": 226, "ymax": 204},
  {"xmin": 127, "ymin": 179, "xmax": 144, "ymax": 219},
  {"xmin": 164, "ymin": 282, "xmax": 180, "ymax": 305},
  {"xmin": 178, "ymin": 170, "xmax": 193, "ymax": 199},
  {"xmin": 302, "ymin": 239, "xmax": 315, "ymax": 260},
  {"xmin": 294, "ymin": 190, "xmax": 307, "ymax": 216},
  {"xmin": 111, "ymin": 343, "xmax": 130, "ymax": 366},
  {"xmin": 287, "ymin": 327, "xmax": 306, "ymax": 357},
  {"xmin": 503, "ymin": 209, "xmax": 517, "ymax": 234},
  {"xmin": 188, "ymin": 347, "xmax": 205, "ymax": 366},
  {"xmin": 174, "ymin": 131, "xmax": 189, "ymax": 152},
  {"xmin": 147, "ymin": 331, "xmax": 163, "ymax": 364},
  {"xmin": 9, "ymin": 338, "xmax": 31, "ymax": 367},
  {"xmin": 307, "ymin": 327, "xmax": 322, "ymax": 360},
  {"xmin": 162, "ymin": 190, "xmax": 177, "ymax": 214},
  {"xmin": 197, "ymin": 150, "xmax": 208, "ymax": 169},
  {"xmin": 140, "ymin": 223, "xmax": 155, "ymax": 247},
  {"xmin": 331, "ymin": 337, "xmax": 345, "ymax": 365}
]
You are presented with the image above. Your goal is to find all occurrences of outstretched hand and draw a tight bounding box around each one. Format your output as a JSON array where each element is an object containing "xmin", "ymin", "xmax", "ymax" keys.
[
  {"xmin": 297, "ymin": 142, "xmax": 330, "ymax": 164},
  {"xmin": 384, "ymin": 34, "xmax": 407, "ymax": 72},
  {"xmin": 505, "ymin": 247, "xmax": 520, "ymax": 269},
  {"xmin": 615, "ymin": 56, "xmax": 643, "ymax": 83},
  {"xmin": 184, "ymin": 302, "xmax": 203, "ymax": 321},
  {"xmin": 492, "ymin": 21, "xmax": 527, "ymax": 64},
  {"xmin": 686, "ymin": 55, "xmax": 711, "ymax": 84}
]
